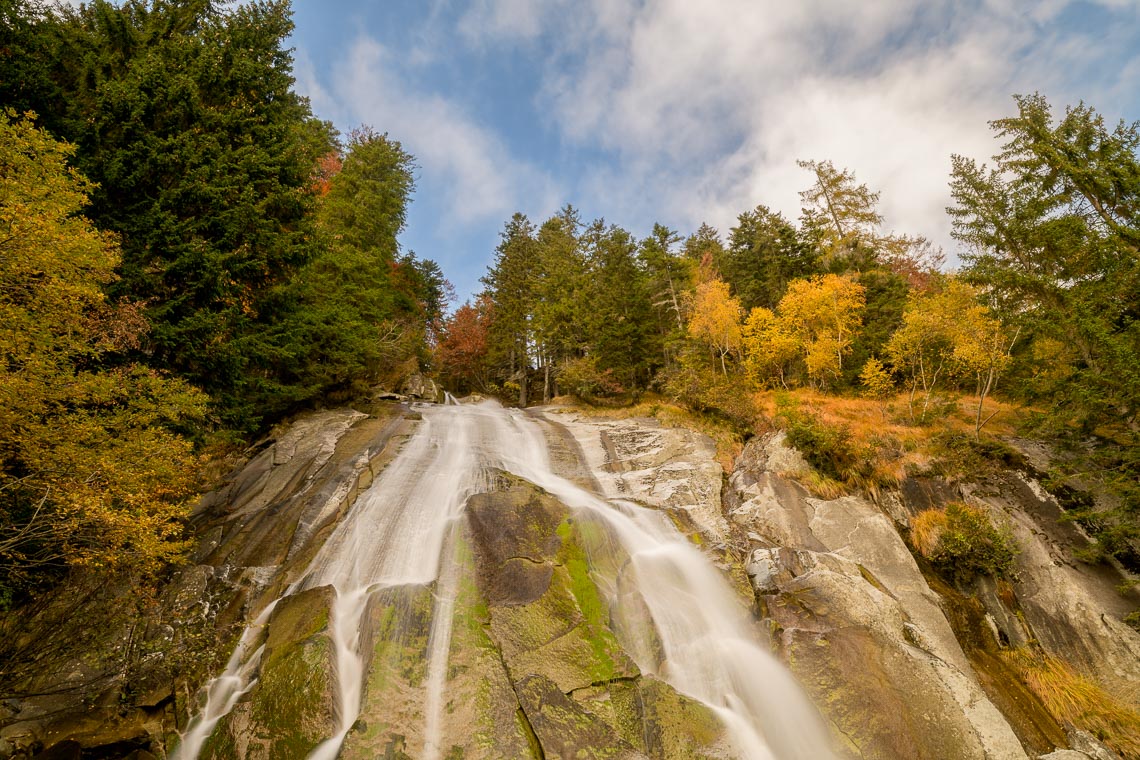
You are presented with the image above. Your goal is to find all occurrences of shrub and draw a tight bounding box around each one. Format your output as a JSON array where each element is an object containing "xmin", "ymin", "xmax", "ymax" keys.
[
  {"xmin": 558, "ymin": 355, "xmax": 624, "ymax": 401},
  {"xmin": 910, "ymin": 502, "xmax": 1017, "ymax": 583},
  {"xmin": 775, "ymin": 396, "xmax": 873, "ymax": 485}
]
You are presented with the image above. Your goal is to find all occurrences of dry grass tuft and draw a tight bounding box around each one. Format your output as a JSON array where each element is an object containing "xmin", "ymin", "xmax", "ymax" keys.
[
  {"xmin": 798, "ymin": 470, "xmax": 848, "ymax": 499},
  {"xmin": 910, "ymin": 508, "xmax": 948, "ymax": 559},
  {"xmin": 1003, "ymin": 648, "xmax": 1140, "ymax": 757}
]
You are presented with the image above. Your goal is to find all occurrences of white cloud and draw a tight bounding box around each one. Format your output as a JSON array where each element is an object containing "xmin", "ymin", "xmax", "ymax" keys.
[
  {"xmin": 462, "ymin": 0, "xmax": 1136, "ymax": 258},
  {"xmin": 324, "ymin": 37, "xmax": 560, "ymax": 226}
]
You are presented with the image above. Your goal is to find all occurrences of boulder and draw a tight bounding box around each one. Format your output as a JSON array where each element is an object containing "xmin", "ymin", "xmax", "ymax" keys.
[
  {"xmin": 399, "ymin": 373, "xmax": 440, "ymax": 402},
  {"xmin": 203, "ymin": 585, "xmax": 338, "ymax": 760}
]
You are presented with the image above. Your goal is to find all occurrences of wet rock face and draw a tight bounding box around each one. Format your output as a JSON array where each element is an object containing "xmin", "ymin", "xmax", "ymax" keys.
[
  {"xmin": 337, "ymin": 473, "xmax": 731, "ymax": 760},
  {"xmin": 731, "ymin": 434, "xmax": 1030, "ymax": 760},
  {"xmin": 204, "ymin": 586, "xmax": 338, "ymax": 760},
  {"xmin": 539, "ymin": 410, "xmax": 729, "ymax": 544},
  {"xmin": 465, "ymin": 479, "xmax": 563, "ymax": 605}
]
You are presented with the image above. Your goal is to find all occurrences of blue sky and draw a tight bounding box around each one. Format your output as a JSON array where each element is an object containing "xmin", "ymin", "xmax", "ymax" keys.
[{"xmin": 287, "ymin": 0, "xmax": 1140, "ymax": 304}]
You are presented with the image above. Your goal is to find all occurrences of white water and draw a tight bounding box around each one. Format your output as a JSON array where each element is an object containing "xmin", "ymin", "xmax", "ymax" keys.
[{"xmin": 174, "ymin": 400, "xmax": 833, "ymax": 759}]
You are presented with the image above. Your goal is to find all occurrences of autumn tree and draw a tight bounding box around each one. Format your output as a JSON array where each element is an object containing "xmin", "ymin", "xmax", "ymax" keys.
[
  {"xmin": 0, "ymin": 112, "xmax": 204, "ymax": 599},
  {"xmin": 884, "ymin": 279, "xmax": 1014, "ymax": 430},
  {"xmin": 777, "ymin": 274, "xmax": 867, "ymax": 388},
  {"xmin": 435, "ymin": 297, "xmax": 493, "ymax": 393},
  {"xmin": 688, "ymin": 277, "xmax": 743, "ymax": 375},
  {"xmin": 951, "ymin": 298, "xmax": 1018, "ymax": 437},
  {"xmin": 885, "ymin": 283, "xmax": 962, "ymax": 422},
  {"xmin": 742, "ymin": 307, "xmax": 799, "ymax": 389}
]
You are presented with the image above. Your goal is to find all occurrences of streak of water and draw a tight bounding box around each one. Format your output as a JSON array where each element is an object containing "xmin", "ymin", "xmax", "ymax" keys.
[{"xmin": 174, "ymin": 401, "xmax": 833, "ymax": 759}]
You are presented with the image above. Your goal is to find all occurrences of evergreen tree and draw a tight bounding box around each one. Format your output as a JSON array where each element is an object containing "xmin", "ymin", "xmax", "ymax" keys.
[
  {"xmin": 639, "ymin": 223, "xmax": 691, "ymax": 367},
  {"xmin": 724, "ymin": 205, "xmax": 819, "ymax": 311},
  {"xmin": 798, "ymin": 159, "xmax": 883, "ymax": 271},
  {"xmin": 949, "ymin": 94, "xmax": 1140, "ymax": 430},
  {"xmin": 251, "ymin": 130, "xmax": 430, "ymax": 419},
  {"xmin": 582, "ymin": 221, "xmax": 657, "ymax": 391},
  {"xmin": 5, "ymin": 0, "xmax": 335, "ymax": 429},
  {"xmin": 531, "ymin": 206, "xmax": 586, "ymax": 400},
  {"xmin": 481, "ymin": 214, "xmax": 539, "ymax": 405}
]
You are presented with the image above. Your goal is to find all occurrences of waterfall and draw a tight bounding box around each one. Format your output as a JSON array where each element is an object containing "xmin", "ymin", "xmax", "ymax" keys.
[{"xmin": 174, "ymin": 400, "xmax": 833, "ymax": 759}]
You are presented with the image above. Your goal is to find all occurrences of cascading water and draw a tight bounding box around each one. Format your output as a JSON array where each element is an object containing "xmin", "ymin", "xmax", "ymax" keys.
[{"xmin": 174, "ymin": 400, "xmax": 833, "ymax": 759}]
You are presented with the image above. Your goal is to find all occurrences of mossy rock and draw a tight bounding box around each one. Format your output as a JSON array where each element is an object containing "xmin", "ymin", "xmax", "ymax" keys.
[
  {"xmin": 465, "ymin": 481, "xmax": 565, "ymax": 605},
  {"xmin": 203, "ymin": 585, "xmax": 337, "ymax": 760},
  {"xmin": 570, "ymin": 676, "xmax": 728, "ymax": 759},
  {"xmin": 514, "ymin": 674, "xmax": 645, "ymax": 760},
  {"xmin": 341, "ymin": 584, "xmax": 434, "ymax": 758}
]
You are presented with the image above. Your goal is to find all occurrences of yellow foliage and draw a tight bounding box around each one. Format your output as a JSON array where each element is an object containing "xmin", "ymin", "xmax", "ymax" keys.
[
  {"xmin": 886, "ymin": 279, "xmax": 1015, "ymax": 433},
  {"xmin": 747, "ymin": 274, "xmax": 865, "ymax": 389},
  {"xmin": 688, "ymin": 277, "xmax": 743, "ymax": 375},
  {"xmin": 742, "ymin": 307, "xmax": 798, "ymax": 388},
  {"xmin": 0, "ymin": 112, "xmax": 205, "ymax": 592},
  {"xmin": 1003, "ymin": 648, "xmax": 1140, "ymax": 758},
  {"xmin": 859, "ymin": 357, "xmax": 895, "ymax": 401}
]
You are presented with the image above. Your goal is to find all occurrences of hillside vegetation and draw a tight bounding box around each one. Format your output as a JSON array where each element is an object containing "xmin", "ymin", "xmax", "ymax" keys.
[{"xmin": 1, "ymin": 0, "xmax": 1137, "ymax": 665}]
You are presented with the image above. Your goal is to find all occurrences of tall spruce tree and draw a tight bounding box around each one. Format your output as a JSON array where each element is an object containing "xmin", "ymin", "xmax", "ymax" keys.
[
  {"xmin": 582, "ymin": 221, "xmax": 657, "ymax": 391},
  {"xmin": 724, "ymin": 205, "xmax": 819, "ymax": 311},
  {"xmin": 482, "ymin": 213, "xmax": 539, "ymax": 405},
  {"xmin": 4, "ymin": 0, "xmax": 334, "ymax": 429}
]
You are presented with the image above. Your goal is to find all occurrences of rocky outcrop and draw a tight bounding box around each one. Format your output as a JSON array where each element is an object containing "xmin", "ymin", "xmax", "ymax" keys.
[
  {"xmin": 8, "ymin": 399, "xmax": 1137, "ymax": 760},
  {"xmin": 958, "ymin": 472, "xmax": 1140, "ymax": 694},
  {"xmin": 0, "ymin": 405, "xmax": 413, "ymax": 760},
  {"xmin": 725, "ymin": 429, "xmax": 1140, "ymax": 760}
]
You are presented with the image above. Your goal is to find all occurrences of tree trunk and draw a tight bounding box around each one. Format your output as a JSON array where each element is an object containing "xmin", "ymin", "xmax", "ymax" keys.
[{"xmin": 543, "ymin": 362, "xmax": 551, "ymax": 404}]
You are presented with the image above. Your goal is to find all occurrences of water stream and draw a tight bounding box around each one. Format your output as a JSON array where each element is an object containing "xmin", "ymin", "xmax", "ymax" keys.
[{"xmin": 174, "ymin": 400, "xmax": 833, "ymax": 759}]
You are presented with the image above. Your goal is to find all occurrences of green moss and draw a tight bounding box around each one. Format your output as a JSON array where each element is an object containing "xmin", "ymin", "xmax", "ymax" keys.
[
  {"xmin": 199, "ymin": 715, "xmax": 239, "ymax": 760},
  {"xmin": 250, "ymin": 637, "xmax": 333, "ymax": 758},
  {"xmin": 556, "ymin": 519, "xmax": 624, "ymax": 683}
]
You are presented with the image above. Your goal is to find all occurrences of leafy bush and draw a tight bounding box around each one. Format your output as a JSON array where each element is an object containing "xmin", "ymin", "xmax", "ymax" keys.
[
  {"xmin": 775, "ymin": 396, "xmax": 873, "ymax": 485},
  {"xmin": 909, "ymin": 502, "xmax": 1017, "ymax": 583},
  {"xmin": 661, "ymin": 355, "xmax": 757, "ymax": 434},
  {"xmin": 558, "ymin": 356, "xmax": 625, "ymax": 401}
]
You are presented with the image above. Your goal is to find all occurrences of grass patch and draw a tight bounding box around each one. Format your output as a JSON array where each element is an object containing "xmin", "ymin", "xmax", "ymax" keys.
[{"xmin": 1003, "ymin": 648, "xmax": 1140, "ymax": 757}]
